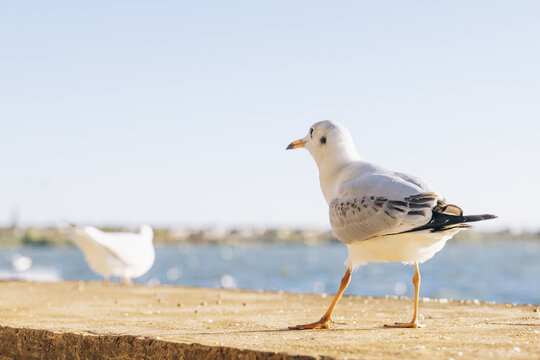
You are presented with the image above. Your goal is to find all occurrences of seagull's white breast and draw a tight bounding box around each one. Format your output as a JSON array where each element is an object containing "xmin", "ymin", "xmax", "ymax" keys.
[{"xmin": 346, "ymin": 228, "xmax": 460, "ymax": 267}]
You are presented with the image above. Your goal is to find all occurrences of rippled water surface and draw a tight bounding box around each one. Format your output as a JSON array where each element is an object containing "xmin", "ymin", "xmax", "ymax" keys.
[{"xmin": 0, "ymin": 241, "xmax": 538, "ymax": 304}]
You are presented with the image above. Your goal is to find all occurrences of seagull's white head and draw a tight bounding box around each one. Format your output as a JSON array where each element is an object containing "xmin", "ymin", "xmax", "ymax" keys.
[{"xmin": 286, "ymin": 120, "xmax": 360, "ymax": 169}]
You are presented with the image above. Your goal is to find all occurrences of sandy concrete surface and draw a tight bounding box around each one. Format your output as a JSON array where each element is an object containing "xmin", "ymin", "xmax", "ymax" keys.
[{"xmin": 0, "ymin": 281, "xmax": 538, "ymax": 359}]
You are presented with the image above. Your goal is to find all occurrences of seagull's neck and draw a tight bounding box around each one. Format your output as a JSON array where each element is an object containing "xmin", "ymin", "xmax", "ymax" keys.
[{"xmin": 314, "ymin": 145, "xmax": 362, "ymax": 203}]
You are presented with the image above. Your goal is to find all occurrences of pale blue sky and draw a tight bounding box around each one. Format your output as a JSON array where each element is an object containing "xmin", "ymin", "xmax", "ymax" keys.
[{"xmin": 1, "ymin": 1, "xmax": 539, "ymax": 231}]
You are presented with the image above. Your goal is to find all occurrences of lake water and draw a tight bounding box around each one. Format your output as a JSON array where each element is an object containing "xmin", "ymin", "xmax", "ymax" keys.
[{"xmin": 0, "ymin": 241, "xmax": 538, "ymax": 305}]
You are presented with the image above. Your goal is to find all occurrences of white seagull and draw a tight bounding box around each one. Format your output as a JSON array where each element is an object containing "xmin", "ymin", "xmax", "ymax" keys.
[
  {"xmin": 286, "ymin": 121, "xmax": 496, "ymax": 329},
  {"xmin": 70, "ymin": 225, "xmax": 155, "ymax": 285}
]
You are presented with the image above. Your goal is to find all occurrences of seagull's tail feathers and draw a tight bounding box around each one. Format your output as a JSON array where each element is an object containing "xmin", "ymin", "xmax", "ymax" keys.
[{"xmin": 403, "ymin": 212, "xmax": 497, "ymax": 234}]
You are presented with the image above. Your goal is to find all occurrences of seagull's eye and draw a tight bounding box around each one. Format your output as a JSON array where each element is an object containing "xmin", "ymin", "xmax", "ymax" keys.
[
  {"xmin": 310, "ymin": 128, "xmax": 314, "ymax": 138},
  {"xmin": 320, "ymin": 136, "xmax": 327, "ymax": 144}
]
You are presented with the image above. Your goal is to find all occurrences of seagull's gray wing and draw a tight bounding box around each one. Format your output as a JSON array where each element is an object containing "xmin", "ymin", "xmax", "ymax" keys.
[{"xmin": 329, "ymin": 192, "xmax": 439, "ymax": 244}]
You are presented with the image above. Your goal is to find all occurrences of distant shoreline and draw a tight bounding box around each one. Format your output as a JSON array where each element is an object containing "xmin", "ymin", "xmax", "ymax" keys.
[{"xmin": 0, "ymin": 226, "xmax": 537, "ymax": 246}]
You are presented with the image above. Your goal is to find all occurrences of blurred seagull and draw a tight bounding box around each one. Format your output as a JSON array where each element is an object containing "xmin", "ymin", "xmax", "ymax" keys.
[
  {"xmin": 286, "ymin": 121, "xmax": 496, "ymax": 329},
  {"xmin": 70, "ymin": 225, "xmax": 155, "ymax": 285}
]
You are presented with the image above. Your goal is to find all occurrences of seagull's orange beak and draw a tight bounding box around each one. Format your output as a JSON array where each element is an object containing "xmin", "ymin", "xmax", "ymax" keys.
[{"xmin": 286, "ymin": 139, "xmax": 307, "ymax": 150}]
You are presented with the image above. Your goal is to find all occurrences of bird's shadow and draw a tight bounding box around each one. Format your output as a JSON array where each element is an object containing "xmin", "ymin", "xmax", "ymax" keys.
[{"xmin": 187, "ymin": 324, "xmax": 381, "ymax": 336}]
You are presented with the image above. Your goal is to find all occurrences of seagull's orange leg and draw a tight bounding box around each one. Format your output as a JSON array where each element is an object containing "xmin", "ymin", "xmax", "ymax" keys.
[
  {"xmin": 385, "ymin": 262, "xmax": 424, "ymax": 328},
  {"xmin": 123, "ymin": 277, "xmax": 132, "ymax": 286},
  {"xmin": 289, "ymin": 267, "xmax": 352, "ymax": 330},
  {"xmin": 103, "ymin": 275, "xmax": 110, "ymax": 284}
]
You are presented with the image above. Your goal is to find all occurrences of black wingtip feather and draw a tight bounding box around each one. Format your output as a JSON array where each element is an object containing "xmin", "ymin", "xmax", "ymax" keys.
[
  {"xmin": 463, "ymin": 214, "xmax": 497, "ymax": 222},
  {"xmin": 400, "ymin": 212, "xmax": 497, "ymax": 234}
]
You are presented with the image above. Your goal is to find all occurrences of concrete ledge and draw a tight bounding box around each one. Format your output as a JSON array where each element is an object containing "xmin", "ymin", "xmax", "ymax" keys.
[
  {"xmin": 0, "ymin": 326, "xmax": 317, "ymax": 360},
  {"xmin": 0, "ymin": 281, "xmax": 538, "ymax": 359}
]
